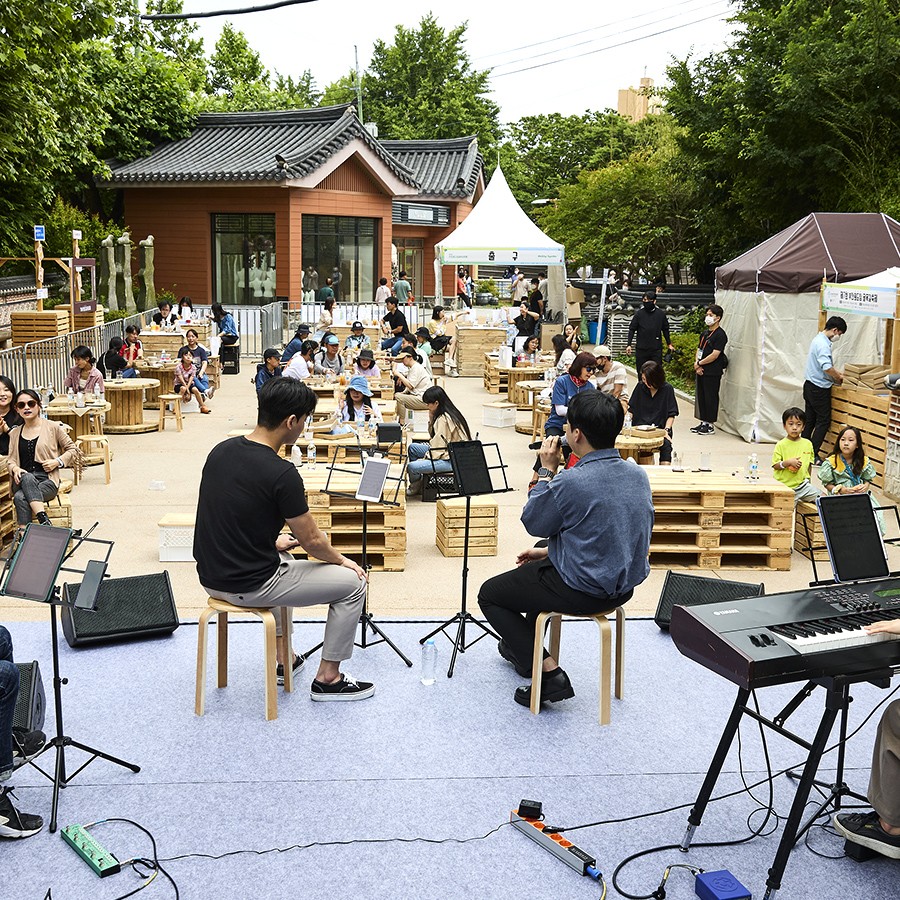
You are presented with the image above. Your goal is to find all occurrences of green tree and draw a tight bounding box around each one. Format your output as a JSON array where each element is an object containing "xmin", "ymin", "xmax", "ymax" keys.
[
  {"xmin": 206, "ymin": 22, "xmax": 267, "ymax": 97},
  {"xmin": 320, "ymin": 72, "xmax": 357, "ymax": 109},
  {"xmin": 361, "ymin": 15, "xmax": 501, "ymax": 163}
]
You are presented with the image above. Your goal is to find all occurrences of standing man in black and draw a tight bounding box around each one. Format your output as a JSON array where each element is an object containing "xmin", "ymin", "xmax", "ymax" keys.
[
  {"xmin": 625, "ymin": 291, "xmax": 674, "ymax": 372},
  {"xmin": 691, "ymin": 304, "xmax": 728, "ymax": 436},
  {"xmin": 528, "ymin": 278, "xmax": 544, "ymax": 320}
]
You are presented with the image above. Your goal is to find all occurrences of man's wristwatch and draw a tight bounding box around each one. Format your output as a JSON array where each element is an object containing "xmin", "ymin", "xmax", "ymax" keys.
[{"xmin": 536, "ymin": 467, "xmax": 555, "ymax": 480}]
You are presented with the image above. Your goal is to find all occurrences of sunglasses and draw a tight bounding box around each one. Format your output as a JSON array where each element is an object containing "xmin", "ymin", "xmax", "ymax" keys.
[
  {"xmin": 16, "ymin": 400, "xmax": 38, "ymax": 409},
  {"xmin": 584, "ymin": 366, "xmax": 597, "ymax": 373}
]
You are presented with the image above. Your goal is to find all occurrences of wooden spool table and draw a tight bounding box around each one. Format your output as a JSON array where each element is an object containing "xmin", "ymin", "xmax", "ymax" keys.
[
  {"xmin": 307, "ymin": 378, "xmax": 395, "ymax": 400},
  {"xmin": 103, "ymin": 378, "xmax": 160, "ymax": 433},
  {"xmin": 140, "ymin": 331, "xmax": 189, "ymax": 359},
  {"xmin": 616, "ymin": 429, "xmax": 666, "ymax": 464},
  {"xmin": 512, "ymin": 379, "xmax": 550, "ymax": 432},
  {"xmin": 46, "ymin": 399, "xmax": 111, "ymax": 465},
  {"xmin": 506, "ymin": 366, "xmax": 552, "ymax": 408},
  {"xmin": 138, "ymin": 362, "xmax": 178, "ymax": 406}
]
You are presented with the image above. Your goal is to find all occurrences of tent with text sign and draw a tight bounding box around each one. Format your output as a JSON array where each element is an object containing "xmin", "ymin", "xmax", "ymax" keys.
[
  {"xmin": 434, "ymin": 167, "xmax": 566, "ymax": 318},
  {"xmin": 714, "ymin": 213, "xmax": 900, "ymax": 443}
]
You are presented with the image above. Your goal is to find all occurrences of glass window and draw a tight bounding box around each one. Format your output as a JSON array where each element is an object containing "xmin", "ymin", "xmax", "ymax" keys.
[
  {"xmin": 212, "ymin": 214, "xmax": 276, "ymax": 305},
  {"xmin": 394, "ymin": 238, "xmax": 424, "ymax": 298},
  {"xmin": 302, "ymin": 215, "xmax": 378, "ymax": 304}
]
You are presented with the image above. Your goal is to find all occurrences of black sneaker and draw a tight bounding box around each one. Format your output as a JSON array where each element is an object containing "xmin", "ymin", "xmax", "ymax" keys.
[
  {"xmin": 11, "ymin": 729, "xmax": 46, "ymax": 768},
  {"xmin": 698, "ymin": 423, "xmax": 715, "ymax": 435},
  {"xmin": 690, "ymin": 423, "xmax": 704, "ymax": 433},
  {"xmin": 276, "ymin": 653, "xmax": 306, "ymax": 686},
  {"xmin": 498, "ymin": 639, "xmax": 531, "ymax": 678},
  {"xmin": 834, "ymin": 811, "xmax": 900, "ymax": 859},
  {"xmin": 514, "ymin": 667, "xmax": 575, "ymax": 707},
  {"xmin": 310, "ymin": 673, "xmax": 375, "ymax": 701},
  {"xmin": 0, "ymin": 787, "xmax": 43, "ymax": 838}
]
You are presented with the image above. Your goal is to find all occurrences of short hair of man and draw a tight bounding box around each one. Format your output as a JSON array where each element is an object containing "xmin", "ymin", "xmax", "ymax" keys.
[
  {"xmin": 567, "ymin": 390, "xmax": 623, "ymax": 450},
  {"xmin": 707, "ymin": 304, "xmax": 724, "ymax": 319},
  {"xmin": 530, "ymin": 277, "xmax": 539, "ymax": 286},
  {"xmin": 642, "ymin": 290, "xmax": 655, "ymax": 301},
  {"xmin": 386, "ymin": 296, "xmax": 397, "ymax": 307},
  {"xmin": 258, "ymin": 378, "xmax": 317, "ymax": 429},
  {"xmin": 782, "ymin": 407, "xmax": 806, "ymax": 426},
  {"xmin": 825, "ymin": 316, "xmax": 847, "ymax": 333}
]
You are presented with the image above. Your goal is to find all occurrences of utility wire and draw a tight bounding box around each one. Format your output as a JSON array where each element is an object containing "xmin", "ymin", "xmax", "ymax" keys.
[
  {"xmin": 141, "ymin": 0, "xmax": 318, "ymax": 21},
  {"xmin": 491, "ymin": 10, "xmax": 729, "ymax": 79}
]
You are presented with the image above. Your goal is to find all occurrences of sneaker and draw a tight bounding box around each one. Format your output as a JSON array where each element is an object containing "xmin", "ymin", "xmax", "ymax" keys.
[
  {"xmin": 310, "ymin": 673, "xmax": 375, "ymax": 701},
  {"xmin": 276, "ymin": 653, "xmax": 306, "ymax": 686},
  {"xmin": 0, "ymin": 787, "xmax": 43, "ymax": 839},
  {"xmin": 834, "ymin": 811, "xmax": 900, "ymax": 859},
  {"xmin": 206, "ymin": 386, "xmax": 216, "ymax": 399},
  {"xmin": 514, "ymin": 667, "xmax": 575, "ymax": 707},
  {"xmin": 689, "ymin": 423, "xmax": 704, "ymax": 433},
  {"xmin": 406, "ymin": 481, "xmax": 422, "ymax": 497},
  {"xmin": 498, "ymin": 639, "xmax": 531, "ymax": 678},
  {"xmin": 11, "ymin": 729, "xmax": 46, "ymax": 769},
  {"xmin": 700, "ymin": 423, "xmax": 715, "ymax": 435}
]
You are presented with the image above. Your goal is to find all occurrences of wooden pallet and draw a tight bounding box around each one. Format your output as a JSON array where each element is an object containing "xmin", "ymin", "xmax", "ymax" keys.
[
  {"xmin": 826, "ymin": 387, "xmax": 887, "ymax": 489},
  {"xmin": 648, "ymin": 549, "xmax": 792, "ymax": 571},
  {"xmin": 288, "ymin": 548, "xmax": 405, "ymax": 572},
  {"xmin": 456, "ymin": 327, "xmax": 507, "ymax": 376},
  {"xmin": 436, "ymin": 496, "xmax": 498, "ymax": 557},
  {"xmin": 11, "ymin": 309, "xmax": 70, "ymax": 344}
]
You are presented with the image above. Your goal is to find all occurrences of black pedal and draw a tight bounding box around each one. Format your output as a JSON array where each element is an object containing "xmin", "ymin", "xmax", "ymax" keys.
[{"xmin": 844, "ymin": 839, "xmax": 880, "ymax": 862}]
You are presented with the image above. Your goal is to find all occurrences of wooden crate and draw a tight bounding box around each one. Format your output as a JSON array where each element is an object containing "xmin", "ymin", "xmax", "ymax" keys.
[
  {"xmin": 11, "ymin": 309, "xmax": 70, "ymax": 345},
  {"xmin": 793, "ymin": 501, "xmax": 829, "ymax": 561},
  {"xmin": 647, "ymin": 471, "xmax": 794, "ymax": 570},
  {"xmin": 483, "ymin": 354, "xmax": 503, "ymax": 394},
  {"xmin": 287, "ymin": 548, "xmax": 405, "ymax": 572},
  {"xmin": 32, "ymin": 492, "xmax": 72, "ymax": 529},
  {"xmin": 844, "ymin": 363, "xmax": 890, "ymax": 391},
  {"xmin": 826, "ymin": 387, "xmax": 887, "ymax": 489},
  {"xmin": 456, "ymin": 327, "xmax": 507, "ymax": 377},
  {"xmin": 435, "ymin": 496, "xmax": 498, "ymax": 557}
]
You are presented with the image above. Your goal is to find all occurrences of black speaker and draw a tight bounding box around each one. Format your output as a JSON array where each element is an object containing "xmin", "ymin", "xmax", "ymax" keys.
[
  {"xmin": 13, "ymin": 661, "xmax": 45, "ymax": 732},
  {"xmin": 60, "ymin": 572, "xmax": 179, "ymax": 648},
  {"xmin": 221, "ymin": 343, "xmax": 240, "ymax": 374},
  {"xmin": 655, "ymin": 571, "xmax": 765, "ymax": 631}
]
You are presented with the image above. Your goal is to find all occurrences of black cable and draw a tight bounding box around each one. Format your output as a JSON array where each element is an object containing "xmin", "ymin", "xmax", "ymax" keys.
[
  {"xmin": 160, "ymin": 820, "xmax": 511, "ymax": 864},
  {"xmin": 141, "ymin": 0, "xmax": 317, "ymax": 21}
]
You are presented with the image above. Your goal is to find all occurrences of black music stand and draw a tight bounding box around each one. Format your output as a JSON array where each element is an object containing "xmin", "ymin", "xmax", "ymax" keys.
[
  {"xmin": 1, "ymin": 524, "xmax": 139, "ymax": 832},
  {"xmin": 302, "ymin": 433, "xmax": 412, "ymax": 667},
  {"xmin": 419, "ymin": 440, "xmax": 511, "ymax": 677}
]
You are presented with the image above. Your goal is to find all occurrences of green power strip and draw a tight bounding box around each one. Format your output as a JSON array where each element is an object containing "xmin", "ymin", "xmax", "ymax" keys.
[{"xmin": 61, "ymin": 824, "xmax": 121, "ymax": 877}]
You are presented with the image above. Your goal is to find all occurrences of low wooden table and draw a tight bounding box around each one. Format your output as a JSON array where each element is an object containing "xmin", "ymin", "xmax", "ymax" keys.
[
  {"xmin": 138, "ymin": 362, "xmax": 178, "ymax": 406},
  {"xmin": 616, "ymin": 432, "xmax": 666, "ymax": 464},
  {"xmin": 505, "ymin": 366, "xmax": 552, "ymax": 408},
  {"xmin": 103, "ymin": 378, "xmax": 160, "ymax": 433},
  {"xmin": 306, "ymin": 379, "xmax": 395, "ymax": 400},
  {"xmin": 46, "ymin": 400, "xmax": 111, "ymax": 465}
]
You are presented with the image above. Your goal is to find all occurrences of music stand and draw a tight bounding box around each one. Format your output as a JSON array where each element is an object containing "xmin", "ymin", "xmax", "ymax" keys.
[
  {"xmin": 302, "ymin": 433, "xmax": 412, "ymax": 666},
  {"xmin": 419, "ymin": 440, "xmax": 511, "ymax": 677},
  {"xmin": 1, "ymin": 524, "xmax": 138, "ymax": 832}
]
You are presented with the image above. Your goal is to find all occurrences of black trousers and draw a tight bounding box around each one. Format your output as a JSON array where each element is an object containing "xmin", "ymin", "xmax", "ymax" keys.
[
  {"xmin": 635, "ymin": 347, "xmax": 663, "ymax": 374},
  {"xmin": 695, "ymin": 373, "xmax": 722, "ymax": 423},
  {"xmin": 477, "ymin": 558, "xmax": 629, "ymax": 671},
  {"xmin": 802, "ymin": 380, "xmax": 832, "ymax": 456}
]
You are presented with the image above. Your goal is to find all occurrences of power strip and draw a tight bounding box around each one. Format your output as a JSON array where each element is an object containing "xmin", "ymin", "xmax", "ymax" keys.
[
  {"xmin": 61, "ymin": 824, "xmax": 121, "ymax": 877},
  {"xmin": 510, "ymin": 811, "xmax": 600, "ymax": 879}
]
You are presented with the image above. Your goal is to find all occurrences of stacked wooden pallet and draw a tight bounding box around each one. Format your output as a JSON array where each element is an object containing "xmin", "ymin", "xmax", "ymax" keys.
[
  {"xmin": 843, "ymin": 363, "xmax": 889, "ymax": 391},
  {"xmin": 825, "ymin": 386, "xmax": 887, "ymax": 489},
  {"xmin": 648, "ymin": 471, "xmax": 793, "ymax": 570},
  {"xmin": 793, "ymin": 501, "xmax": 829, "ymax": 561},
  {"xmin": 0, "ymin": 459, "xmax": 14, "ymax": 544},
  {"xmin": 885, "ymin": 391, "xmax": 900, "ymax": 500},
  {"xmin": 287, "ymin": 466, "xmax": 407, "ymax": 571},
  {"xmin": 483, "ymin": 354, "xmax": 505, "ymax": 394},
  {"xmin": 12, "ymin": 309, "xmax": 70, "ymax": 345},
  {"xmin": 456, "ymin": 327, "xmax": 506, "ymax": 377},
  {"xmin": 435, "ymin": 496, "xmax": 498, "ymax": 557}
]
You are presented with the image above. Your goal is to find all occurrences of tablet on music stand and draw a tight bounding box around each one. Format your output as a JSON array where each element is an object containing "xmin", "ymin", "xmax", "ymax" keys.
[
  {"xmin": 816, "ymin": 493, "xmax": 889, "ymax": 582},
  {"xmin": 3, "ymin": 525, "xmax": 72, "ymax": 603},
  {"xmin": 356, "ymin": 455, "xmax": 390, "ymax": 503}
]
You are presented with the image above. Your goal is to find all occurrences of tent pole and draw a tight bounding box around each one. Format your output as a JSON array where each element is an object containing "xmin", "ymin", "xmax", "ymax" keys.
[
  {"xmin": 817, "ymin": 277, "xmax": 827, "ymax": 331},
  {"xmin": 891, "ymin": 286, "xmax": 900, "ymax": 374}
]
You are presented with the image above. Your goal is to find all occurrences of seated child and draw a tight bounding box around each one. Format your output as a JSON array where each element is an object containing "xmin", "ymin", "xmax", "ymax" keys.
[
  {"xmin": 818, "ymin": 425, "xmax": 885, "ymax": 533},
  {"xmin": 772, "ymin": 407, "xmax": 819, "ymax": 504},
  {"xmin": 174, "ymin": 349, "xmax": 210, "ymax": 414}
]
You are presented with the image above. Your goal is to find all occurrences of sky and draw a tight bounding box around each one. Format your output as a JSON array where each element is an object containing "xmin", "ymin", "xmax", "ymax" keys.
[{"xmin": 167, "ymin": 0, "xmax": 738, "ymax": 122}]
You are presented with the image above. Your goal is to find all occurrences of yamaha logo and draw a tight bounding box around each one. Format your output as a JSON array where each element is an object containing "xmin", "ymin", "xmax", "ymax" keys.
[{"xmin": 713, "ymin": 609, "xmax": 741, "ymax": 616}]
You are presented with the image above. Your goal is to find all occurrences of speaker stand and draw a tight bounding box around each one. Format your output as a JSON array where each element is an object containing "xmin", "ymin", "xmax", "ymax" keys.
[{"xmin": 27, "ymin": 588, "xmax": 141, "ymax": 832}]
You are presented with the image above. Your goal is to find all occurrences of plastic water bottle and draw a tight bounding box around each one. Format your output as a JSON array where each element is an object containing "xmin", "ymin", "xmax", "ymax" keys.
[
  {"xmin": 421, "ymin": 639, "xmax": 437, "ymax": 685},
  {"xmin": 306, "ymin": 433, "xmax": 316, "ymax": 470},
  {"xmin": 291, "ymin": 444, "xmax": 304, "ymax": 466},
  {"xmin": 46, "ymin": 382, "xmax": 55, "ymax": 403},
  {"xmin": 66, "ymin": 387, "xmax": 75, "ymax": 406},
  {"xmin": 75, "ymin": 391, "xmax": 84, "ymax": 408},
  {"xmin": 748, "ymin": 453, "xmax": 759, "ymax": 481},
  {"xmin": 623, "ymin": 411, "xmax": 633, "ymax": 434}
]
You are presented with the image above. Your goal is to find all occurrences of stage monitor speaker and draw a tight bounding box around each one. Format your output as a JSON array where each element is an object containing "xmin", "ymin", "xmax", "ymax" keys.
[
  {"xmin": 13, "ymin": 661, "xmax": 45, "ymax": 732},
  {"xmin": 655, "ymin": 572, "xmax": 764, "ymax": 631},
  {"xmin": 60, "ymin": 572, "xmax": 179, "ymax": 648}
]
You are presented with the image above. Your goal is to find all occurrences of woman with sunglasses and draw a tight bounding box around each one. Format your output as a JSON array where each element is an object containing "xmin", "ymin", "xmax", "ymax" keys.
[{"xmin": 7, "ymin": 390, "xmax": 77, "ymax": 529}]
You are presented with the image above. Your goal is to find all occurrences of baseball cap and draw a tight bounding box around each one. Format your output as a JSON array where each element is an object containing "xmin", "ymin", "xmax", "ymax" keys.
[
  {"xmin": 326, "ymin": 335, "xmax": 340, "ymax": 346},
  {"xmin": 415, "ymin": 327, "xmax": 430, "ymax": 338},
  {"xmin": 351, "ymin": 320, "xmax": 364, "ymax": 330},
  {"xmin": 594, "ymin": 345, "xmax": 612, "ymax": 358},
  {"xmin": 263, "ymin": 348, "xmax": 280, "ymax": 361}
]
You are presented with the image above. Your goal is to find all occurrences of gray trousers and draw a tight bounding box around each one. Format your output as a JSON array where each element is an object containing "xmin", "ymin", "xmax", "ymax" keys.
[
  {"xmin": 869, "ymin": 698, "xmax": 900, "ymax": 827},
  {"xmin": 203, "ymin": 553, "xmax": 366, "ymax": 662},
  {"xmin": 14, "ymin": 472, "xmax": 58, "ymax": 524}
]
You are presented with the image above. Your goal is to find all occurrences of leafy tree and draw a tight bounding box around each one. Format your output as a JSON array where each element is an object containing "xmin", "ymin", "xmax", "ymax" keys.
[
  {"xmin": 361, "ymin": 15, "xmax": 501, "ymax": 163},
  {"xmin": 206, "ymin": 22, "xmax": 267, "ymax": 97},
  {"xmin": 320, "ymin": 72, "xmax": 358, "ymax": 109}
]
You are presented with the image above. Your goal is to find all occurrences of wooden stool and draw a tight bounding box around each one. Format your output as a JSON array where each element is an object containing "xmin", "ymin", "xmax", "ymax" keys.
[
  {"xmin": 530, "ymin": 608, "xmax": 626, "ymax": 725},
  {"xmin": 158, "ymin": 393, "xmax": 183, "ymax": 432},
  {"xmin": 75, "ymin": 436, "xmax": 111, "ymax": 484},
  {"xmin": 531, "ymin": 398, "xmax": 551, "ymax": 443},
  {"xmin": 195, "ymin": 598, "xmax": 294, "ymax": 721}
]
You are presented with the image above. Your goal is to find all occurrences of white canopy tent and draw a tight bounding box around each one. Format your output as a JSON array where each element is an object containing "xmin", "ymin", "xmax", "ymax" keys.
[{"xmin": 433, "ymin": 167, "xmax": 566, "ymax": 316}]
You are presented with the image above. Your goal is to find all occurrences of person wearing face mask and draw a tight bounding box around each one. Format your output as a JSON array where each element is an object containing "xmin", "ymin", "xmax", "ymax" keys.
[
  {"xmin": 625, "ymin": 291, "xmax": 674, "ymax": 373},
  {"xmin": 690, "ymin": 305, "xmax": 728, "ymax": 436},
  {"xmin": 802, "ymin": 316, "xmax": 847, "ymax": 461}
]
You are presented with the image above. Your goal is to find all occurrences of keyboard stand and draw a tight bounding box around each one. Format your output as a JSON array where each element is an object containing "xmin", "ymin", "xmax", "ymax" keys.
[{"xmin": 679, "ymin": 668, "xmax": 892, "ymax": 900}]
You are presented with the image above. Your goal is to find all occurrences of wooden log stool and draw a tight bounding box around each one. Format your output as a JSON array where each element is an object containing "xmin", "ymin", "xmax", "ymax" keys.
[
  {"xmin": 195, "ymin": 598, "xmax": 294, "ymax": 721},
  {"xmin": 529, "ymin": 607, "xmax": 626, "ymax": 725},
  {"xmin": 74, "ymin": 436, "xmax": 111, "ymax": 485},
  {"xmin": 531, "ymin": 397, "xmax": 551, "ymax": 443},
  {"xmin": 158, "ymin": 393, "xmax": 183, "ymax": 432}
]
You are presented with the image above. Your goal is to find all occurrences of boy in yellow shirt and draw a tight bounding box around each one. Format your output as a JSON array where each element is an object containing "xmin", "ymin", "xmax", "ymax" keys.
[{"xmin": 772, "ymin": 407, "xmax": 820, "ymax": 504}]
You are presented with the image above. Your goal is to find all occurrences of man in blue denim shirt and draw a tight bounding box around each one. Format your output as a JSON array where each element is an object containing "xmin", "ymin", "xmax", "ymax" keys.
[
  {"xmin": 0, "ymin": 625, "xmax": 45, "ymax": 837},
  {"xmin": 478, "ymin": 391, "xmax": 654, "ymax": 707}
]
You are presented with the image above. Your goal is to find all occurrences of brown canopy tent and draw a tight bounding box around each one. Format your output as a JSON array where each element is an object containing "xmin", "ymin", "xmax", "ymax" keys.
[{"xmin": 714, "ymin": 213, "xmax": 900, "ymax": 442}]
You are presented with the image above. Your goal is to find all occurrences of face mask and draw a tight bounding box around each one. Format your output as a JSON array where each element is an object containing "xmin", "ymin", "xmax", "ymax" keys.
[
  {"xmin": 704, "ymin": 315, "xmax": 715, "ymax": 326},
  {"xmin": 830, "ymin": 333, "xmax": 842, "ymax": 343},
  {"xmin": 643, "ymin": 302, "xmax": 655, "ymax": 311}
]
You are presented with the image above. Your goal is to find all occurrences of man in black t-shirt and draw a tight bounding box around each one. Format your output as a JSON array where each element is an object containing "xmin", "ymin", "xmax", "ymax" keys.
[
  {"xmin": 380, "ymin": 298, "xmax": 408, "ymax": 356},
  {"xmin": 527, "ymin": 278, "xmax": 544, "ymax": 320},
  {"xmin": 193, "ymin": 379, "xmax": 374, "ymax": 701},
  {"xmin": 625, "ymin": 291, "xmax": 674, "ymax": 372},
  {"xmin": 690, "ymin": 304, "xmax": 728, "ymax": 436}
]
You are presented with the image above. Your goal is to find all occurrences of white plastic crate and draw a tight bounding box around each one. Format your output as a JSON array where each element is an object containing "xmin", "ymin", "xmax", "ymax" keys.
[
  {"xmin": 482, "ymin": 401, "xmax": 517, "ymax": 428},
  {"xmin": 158, "ymin": 514, "xmax": 195, "ymax": 562}
]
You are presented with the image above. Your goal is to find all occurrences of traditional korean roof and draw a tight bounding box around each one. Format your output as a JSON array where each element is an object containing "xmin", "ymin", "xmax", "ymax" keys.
[{"xmin": 380, "ymin": 137, "xmax": 483, "ymax": 198}]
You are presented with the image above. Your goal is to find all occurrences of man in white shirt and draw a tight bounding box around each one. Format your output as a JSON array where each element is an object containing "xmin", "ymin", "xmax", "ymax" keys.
[
  {"xmin": 592, "ymin": 345, "xmax": 628, "ymax": 403},
  {"xmin": 392, "ymin": 348, "xmax": 433, "ymax": 415}
]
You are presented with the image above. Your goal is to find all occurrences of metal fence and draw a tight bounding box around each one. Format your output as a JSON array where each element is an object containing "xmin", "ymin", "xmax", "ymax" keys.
[{"xmin": 283, "ymin": 299, "xmax": 439, "ymax": 337}]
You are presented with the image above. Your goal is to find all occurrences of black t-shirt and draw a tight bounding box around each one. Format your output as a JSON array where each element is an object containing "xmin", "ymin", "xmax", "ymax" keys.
[
  {"xmin": 194, "ymin": 437, "xmax": 309, "ymax": 592},
  {"xmin": 382, "ymin": 309, "xmax": 408, "ymax": 335},
  {"xmin": 528, "ymin": 291, "xmax": 543, "ymax": 318},
  {"xmin": 628, "ymin": 382, "xmax": 679, "ymax": 429},
  {"xmin": 0, "ymin": 409, "xmax": 23, "ymax": 456},
  {"xmin": 514, "ymin": 314, "xmax": 536, "ymax": 337},
  {"xmin": 698, "ymin": 327, "xmax": 728, "ymax": 376}
]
